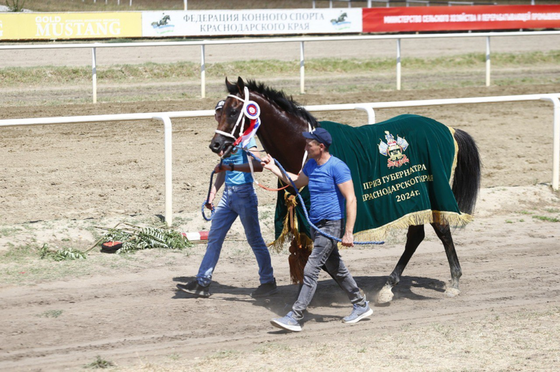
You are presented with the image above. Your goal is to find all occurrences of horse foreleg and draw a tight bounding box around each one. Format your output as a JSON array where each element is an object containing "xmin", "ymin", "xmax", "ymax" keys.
[
  {"xmin": 431, "ymin": 223, "xmax": 462, "ymax": 298},
  {"xmin": 377, "ymin": 225, "xmax": 425, "ymax": 304}
]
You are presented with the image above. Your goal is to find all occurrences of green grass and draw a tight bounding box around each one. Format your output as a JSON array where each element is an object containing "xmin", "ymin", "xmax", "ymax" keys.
[
  {"xmin": 84, "ymin": 355, "xmax": 115, "ymax": 369},
  {"xmin": 1, "ymin": 51, "xmax": 558, "ymax": 88},
  {"xmin": 0, "ymin": 226, "xmax": 23, "ymax": 238},
  {"xmin": 0, "ymin": 243, "xmax": 38, "ymax": 263},
  {"xmin": 0, "ymin": 232, "xmax": 194, "ymax": 285},
  {"xmin": 532, "ymin": 215, "xmax": 560, "ymax": 222},
  {"xmin": 39, "ymin": 309, "xmax": 63, "ymax": 318}
]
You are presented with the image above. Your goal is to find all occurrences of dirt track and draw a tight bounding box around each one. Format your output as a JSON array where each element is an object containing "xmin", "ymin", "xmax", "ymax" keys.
[{"xmin": 0, "ymin": 36, "xmax": 560, "ymax": 371}]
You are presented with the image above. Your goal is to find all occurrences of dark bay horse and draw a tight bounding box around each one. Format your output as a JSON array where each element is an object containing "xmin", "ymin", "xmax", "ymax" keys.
[{"xmin": 210, "ymin": 77, "xmax": 481, "ymax": 303}]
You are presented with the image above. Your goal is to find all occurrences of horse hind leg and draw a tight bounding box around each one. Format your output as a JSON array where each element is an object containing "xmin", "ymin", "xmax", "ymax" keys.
[
  {"xmin": 377, "ymin": 225, "xmax": 425, "ymax": 304},
  {"xmin": 431, "ymin": 223, "xmax": 462, "ymax": 298}
]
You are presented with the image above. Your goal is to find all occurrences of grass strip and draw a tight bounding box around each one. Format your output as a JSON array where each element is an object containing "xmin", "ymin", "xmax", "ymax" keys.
[{"xmin": 1, "ymin": 51, "xmax": 558, "ymax": 87}]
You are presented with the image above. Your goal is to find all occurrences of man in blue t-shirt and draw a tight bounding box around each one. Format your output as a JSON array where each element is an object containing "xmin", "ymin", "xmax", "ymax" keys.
[
  {"xmin": 262, "ymin": 127, "xmax": 372, "ymax": 332},
  {"xmin": 177, "ymin": 100, "xmax": 277, "ymax": 299}
]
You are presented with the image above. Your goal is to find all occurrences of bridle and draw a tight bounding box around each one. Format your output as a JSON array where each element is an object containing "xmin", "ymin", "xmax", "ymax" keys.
[
  {"xmin": 214, "ymin": 86, "xmax": 260, "ymax": 148},
  {"xmin": 214, "ymin": 85, "xmax": 312, "ymax": 180}
]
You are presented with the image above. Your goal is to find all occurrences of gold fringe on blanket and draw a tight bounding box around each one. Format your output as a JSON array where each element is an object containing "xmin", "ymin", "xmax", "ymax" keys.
[
  {"xmin": 268, "ymin": 192, "xmax": 313, "ymax": 284},
  {"xmin": 354, "ymin": 209, "xmax": 473, "ymax": 242},
  {"xmin": 447, "ymin": 126, "xmax": 459, "ymax": 186}
]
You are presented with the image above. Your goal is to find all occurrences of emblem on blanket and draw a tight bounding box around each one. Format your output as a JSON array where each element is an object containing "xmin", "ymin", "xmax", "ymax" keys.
[{"xmin": 378, "ymin": 131, "xmax": 409, "ymax": 168}]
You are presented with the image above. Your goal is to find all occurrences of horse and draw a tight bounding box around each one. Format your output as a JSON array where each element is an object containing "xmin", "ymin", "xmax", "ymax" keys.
[{"xmin": 210, "ymin": 77, "xmax": 481, "ymax": 303}]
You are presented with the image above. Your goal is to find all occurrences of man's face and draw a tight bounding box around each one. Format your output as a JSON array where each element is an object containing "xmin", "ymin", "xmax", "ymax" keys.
[{"xmin": 305, "ymin": 139, "xmax": 323, "ymax": 158}]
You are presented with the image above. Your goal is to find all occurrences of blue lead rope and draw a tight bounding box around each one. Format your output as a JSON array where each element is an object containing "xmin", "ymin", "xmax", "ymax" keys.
[
  {"xmin": 201, "ymin": 169, "xmax": 216, "ymax": 222},
  {"xmin": 244, "ymin": 150, "xmax": 384, "ymax": 246}
]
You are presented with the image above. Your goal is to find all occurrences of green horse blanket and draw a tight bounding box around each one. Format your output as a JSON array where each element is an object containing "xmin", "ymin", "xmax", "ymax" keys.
[{"xmin": 272, "ymin": 114, "xmax": 473, "ymax": 252}]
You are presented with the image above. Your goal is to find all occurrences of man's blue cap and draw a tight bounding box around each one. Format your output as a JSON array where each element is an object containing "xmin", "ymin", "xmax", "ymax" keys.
[
  {"xmin": 215, "ymin": 100, "xmax": 225, "ymax": 111},
  {"xmin": 302, "ymin": 127, "xmax": 332, "ymax": 147}
]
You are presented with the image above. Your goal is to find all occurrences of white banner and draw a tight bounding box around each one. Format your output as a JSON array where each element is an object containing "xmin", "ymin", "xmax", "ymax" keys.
[{"xmin": 142, "ymin": 9, "xmax": 362, "ymax": 37}]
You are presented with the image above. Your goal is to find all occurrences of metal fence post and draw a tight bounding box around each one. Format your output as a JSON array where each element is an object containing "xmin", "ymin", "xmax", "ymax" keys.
[
  {"xmin": 396, "ymin": 38, "xmax": 402, "ymax": 91},
  {"xmin": 486, "ymin": 36, "xmax": 491, "ymax": 87},
  {"xmin": 300, "ymin": 41, "xmax": 305, "ymax": 94},
  {"xmin": 200, "ymin": 44, "xmax": 206, "ymax": 98},
  {"xmin": 92, "ymin": 47, "xmax": 97, "ymax": 104},
  {"xmin": 153, "ymin": 115, "xmax": 174, "ymax": 226},
  {"xmin": 544, "ymin": 96, "xmax": 560, "ymax": 191}
]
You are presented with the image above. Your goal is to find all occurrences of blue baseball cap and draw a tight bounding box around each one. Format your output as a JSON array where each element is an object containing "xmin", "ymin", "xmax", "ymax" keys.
[
  {"xmin": 302, "ymin": 127, "xmax": 332, "ymax": 147},
  {"xmin": 215, "ymin": 100, "xmax": 225, "ymax": 111}
]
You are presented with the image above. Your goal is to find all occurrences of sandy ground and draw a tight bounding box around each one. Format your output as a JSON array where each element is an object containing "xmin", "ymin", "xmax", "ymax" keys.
[{"xmin": 0, "ymin": 36, "xmax": 560, "ymax": 371}]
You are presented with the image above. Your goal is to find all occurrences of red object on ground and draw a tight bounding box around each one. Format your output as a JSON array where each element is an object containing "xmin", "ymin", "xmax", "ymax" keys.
[
  {"xmin": 101, "ymin": 241, "xmax": 123, "ymax": 252},
  {"xmin": 182, "ymin": 231, "xmax": 209, "ymax": 241},
  {"xmin": 102, "ymin": 241, "xmax": 122, "ymax": 249}
]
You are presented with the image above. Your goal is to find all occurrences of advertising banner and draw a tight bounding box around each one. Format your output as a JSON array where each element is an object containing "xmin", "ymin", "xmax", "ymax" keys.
[
  {"xmin": 363, "ymin": 5, "xmax": 560, "ymax": 33},
  {"xmin": 142, "ymin": 9, "xmax": 362, "ymax": 37},
  {"xmin": 0, "ymin": 12, "xmax": 141, "ymax": 40}
]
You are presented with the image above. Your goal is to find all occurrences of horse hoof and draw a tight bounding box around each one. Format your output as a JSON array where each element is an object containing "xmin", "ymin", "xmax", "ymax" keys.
[
  {"xmin": 444, "ymin": 288, "xmax": 460, "ymax": 298},
  {"xmin": 376, "ymin": 286, "xmax": 394, "ymax": 304}
]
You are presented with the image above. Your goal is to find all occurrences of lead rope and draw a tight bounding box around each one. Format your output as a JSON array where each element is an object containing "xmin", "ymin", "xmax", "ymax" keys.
[
  {"xmin": 244, "ymin": 150, "xmax": 384, "ymax": 246},
  {"xmin": 201, "ymin": 157, "xmax": 227, "ymax": 221},
  {"xmin": 201, "ymin": 172, "xmax": 216, "ymax": 222}
]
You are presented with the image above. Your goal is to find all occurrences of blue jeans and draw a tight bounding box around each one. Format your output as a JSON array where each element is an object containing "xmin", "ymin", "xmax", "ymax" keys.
[
  {"xmin": 196, "ymin": 183, "xmax": 274, "ymax": 287},
  {"xmin": 292, "ymin": 219, "xmax": 365, "ymax": 320}
]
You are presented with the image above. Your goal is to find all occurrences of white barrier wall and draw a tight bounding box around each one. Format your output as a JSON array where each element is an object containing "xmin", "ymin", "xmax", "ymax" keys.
[{"xmin": 0, "ymin": 94, "xmax": 558, "ymax": 225}]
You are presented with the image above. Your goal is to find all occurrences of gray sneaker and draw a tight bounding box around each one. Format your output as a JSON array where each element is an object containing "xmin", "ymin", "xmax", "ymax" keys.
[
  {"xmin": 271, "ymin": 311, "xmax": 302, "ymax": 332},
  {"xmin": 343, "ymin": 301, "xmax": 373, "ymax": 324},
  {"xmin": 177, "ymin": 281, "xmax": 210, "ymax": 298}
]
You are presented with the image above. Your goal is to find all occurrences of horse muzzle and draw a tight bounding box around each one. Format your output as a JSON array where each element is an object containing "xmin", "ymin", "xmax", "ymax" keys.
[{"xmin": 209, "ymin": 138, "xmax": 234, "ymax": 157}]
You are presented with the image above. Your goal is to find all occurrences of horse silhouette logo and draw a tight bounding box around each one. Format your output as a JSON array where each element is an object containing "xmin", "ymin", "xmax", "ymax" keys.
[
  {"xmin": 378, "ymin": 131, "xmax": 410, "ymax": 168},
  {"xmin": 151, "ymin": 14, "xmax": 174, "ymax": 34},
  {"xmin": 152, "ymin": 14, "xmax": 170, "ymax": 28},
  {"xmin": 330, "ymin": 12, "xmax": 351, "ymax": 31},
  {"xmin": 330, "ymin": 12, "xmax": 348, "ymax": 25}
]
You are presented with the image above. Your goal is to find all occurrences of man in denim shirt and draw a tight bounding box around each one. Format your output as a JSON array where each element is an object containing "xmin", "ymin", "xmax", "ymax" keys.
[
  {"xmin": 261, "ymin": 127, "xmax": 372, "ymax": 332},
  {"xmin": 177, "ymin": 100, "xmax": 277, "ymax": 299}
]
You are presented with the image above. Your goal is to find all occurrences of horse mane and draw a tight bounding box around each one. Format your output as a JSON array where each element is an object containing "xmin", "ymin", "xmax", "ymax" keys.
[{"xmin": 228, "ymin": 79, "xmax": 318, "ymax": 128}]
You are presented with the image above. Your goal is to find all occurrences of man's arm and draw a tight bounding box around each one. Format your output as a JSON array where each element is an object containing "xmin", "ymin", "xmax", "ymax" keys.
[
  {"xmin": 214, "ymin": 147, "xmax": 263, "ymax": 173},
  {"xmin": 337, "ymin": 179, "xmax": 357, "ymax": 247},
  {"xmin": 260, "ymin": 154, "xmax": 308, "ymax": 189}
]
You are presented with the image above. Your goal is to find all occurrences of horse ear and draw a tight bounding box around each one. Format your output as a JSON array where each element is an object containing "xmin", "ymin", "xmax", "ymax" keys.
[
  {"xmin": 236, "ymin": 76, "xmax": 245, "ymax": 91},
  {"xmin": 225, "ymin": 77, "xmax": 236, "ymax": 95}
]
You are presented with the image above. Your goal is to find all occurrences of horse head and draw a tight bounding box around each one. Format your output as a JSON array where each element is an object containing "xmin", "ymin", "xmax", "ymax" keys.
[
  {"xmin": 210, "ymin": 76, "xmax": 318, "ymax": 173},
  {"xmin": 208, "ymin": 77, "xmax": 250, "ymax": 157}
]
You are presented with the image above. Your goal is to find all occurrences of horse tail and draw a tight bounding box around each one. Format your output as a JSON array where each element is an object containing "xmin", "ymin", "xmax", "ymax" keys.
[{"xmin": 452, "ymin": 128, "xmax": 481, "ymax": 215}]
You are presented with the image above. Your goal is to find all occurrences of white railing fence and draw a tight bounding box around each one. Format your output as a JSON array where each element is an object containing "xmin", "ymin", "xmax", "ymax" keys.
[
  {"xmin": 2, "ymin": 31, "xmax": 559, "ymax": 103},
  {"xmin": 0, "ymin": 93, "xmax": 558, "ymax": 226}
]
